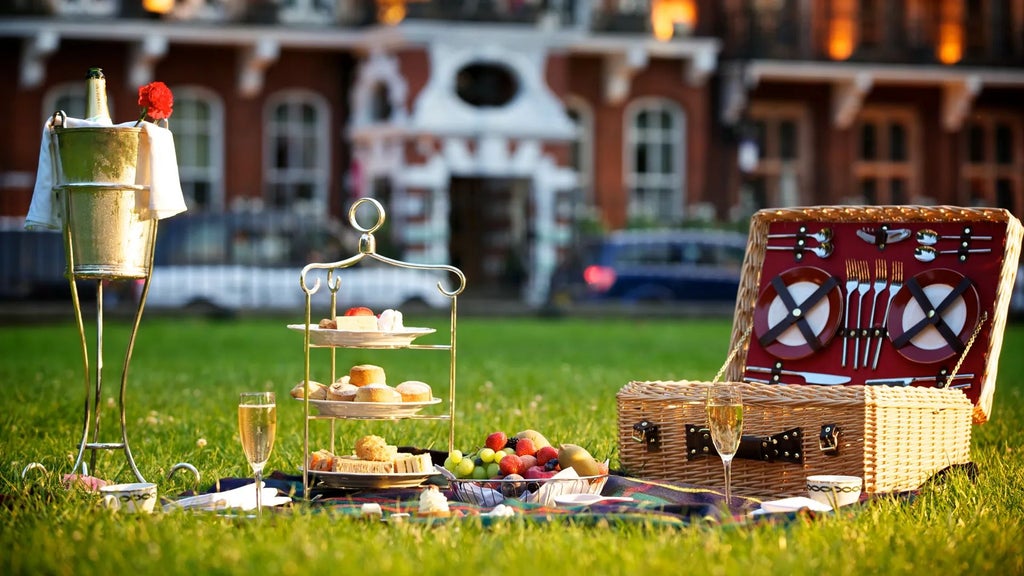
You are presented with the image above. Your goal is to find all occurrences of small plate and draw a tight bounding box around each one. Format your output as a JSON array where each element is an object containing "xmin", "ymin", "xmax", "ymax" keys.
[
  {"xmin": 303, "ymin": 468, "xmax": 437, "ymax": 489},
  {"xmin": 887, "ymin": 269, "xmax": 979, "ymax": 364},
  {"xmin": 298, "ymin": 397, "xmax": 442, "ymax": 418},
  {"xmin": 287, "ymin": 324, "xmax": 436, "ymax": 348},
  {"xmin": 753, "ymin": 267, "xmax": 843, "ymax": 360},
  {"xmin": 758, "ymin": 496, "xmax": 832, "ymax": 514}
]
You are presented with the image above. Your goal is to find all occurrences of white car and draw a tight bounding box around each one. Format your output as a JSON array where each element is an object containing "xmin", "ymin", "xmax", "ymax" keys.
[
  {"xmin": 140, "ymin": 212, "xmax": 453, "ymax": 312},
  {"xmin": 143, "ymin": 263, "xmax": 453, "ymax": 311}
]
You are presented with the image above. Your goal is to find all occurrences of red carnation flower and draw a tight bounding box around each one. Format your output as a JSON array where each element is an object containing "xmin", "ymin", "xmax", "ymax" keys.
[{"xmin": 135, "ymin": 81, "xmax": 174, "ymax": 126}]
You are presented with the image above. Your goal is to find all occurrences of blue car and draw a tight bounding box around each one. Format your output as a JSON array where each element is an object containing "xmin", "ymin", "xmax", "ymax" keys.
[{"xmin": 549, "ymin": 229, "xmax": 749, "ymax": 305}]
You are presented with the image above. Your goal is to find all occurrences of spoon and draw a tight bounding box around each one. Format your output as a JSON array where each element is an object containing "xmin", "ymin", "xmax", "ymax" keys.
[
  {"xmin": 767, "ymin": 227, "xmax": 833, "ymax": 244},
  {"xmin": 916, "ymin": 229, "xmax": 993, "ymax": 246},
  {"xmin": 766, "ymin": 243, "xmax": 833, "ymax": 259},
  {"xmin": 553, "ymin": 494, "xmax": 635, "ymax": 507},
  {"xmin": 913, "ymin": 245, "xmax": 992, "ymax": 262}
]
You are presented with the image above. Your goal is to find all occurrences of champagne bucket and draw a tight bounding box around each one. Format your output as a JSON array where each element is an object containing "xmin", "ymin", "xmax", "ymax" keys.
[
  {"xmin": 52, "ymin": 126, "xmax": 142, "ymax": 185},
  {"xmin": 59, "ymin": 184, "xmax": 155, "ymax": 279}
]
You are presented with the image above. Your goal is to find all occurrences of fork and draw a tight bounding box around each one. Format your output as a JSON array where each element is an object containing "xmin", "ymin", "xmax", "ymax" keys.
[
  {"xmin": 853, "ymin": 260, "xmax": 871, "ymax": 370},
  {"xmin": 841, "ymin": 260, "xmax": 859, "ymax": 368},
  {"xmin": 863, "ymin": 260, "xmax": 887, "ymax": 367},
  {"xmin": 871, "ymin": 261, "xmax": 904, "ymax": 370}
]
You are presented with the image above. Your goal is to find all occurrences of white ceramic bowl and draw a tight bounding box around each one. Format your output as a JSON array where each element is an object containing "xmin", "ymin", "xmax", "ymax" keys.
[{"xmin": 806, "ymin": 475, "xmax": 862, "ymax": 509}]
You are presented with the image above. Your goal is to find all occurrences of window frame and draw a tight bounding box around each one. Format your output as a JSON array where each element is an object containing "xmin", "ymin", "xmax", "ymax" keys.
[
  {"xmin": 960, "ymin": 110, "xmax": 1024, "ymax": 214},
  {"xmin": 623, "ymin": 97, "xmax": 686, "ymax": 225},
  {"xmin": 262, "ymin": 90, "xmax": 331, "ymax": 213},
  {"xmin": 744, "ymin": 101, "xmax": 813, "ymax": 210},
  {"xmin": 851, "ymin": 106, "xmax": 921, "ymax": 205},
  {"xmin": 170, "ymin": 86, "xmax": 225, "ymax": 213}
]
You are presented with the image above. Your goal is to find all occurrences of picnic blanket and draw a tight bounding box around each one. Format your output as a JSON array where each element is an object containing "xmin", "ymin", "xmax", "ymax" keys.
[{"xmin": 201, "ymin": 471, "xmax": 811, "ymax": 526}]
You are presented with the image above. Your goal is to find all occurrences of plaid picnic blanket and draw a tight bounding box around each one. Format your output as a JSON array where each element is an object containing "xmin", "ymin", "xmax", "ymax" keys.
[{"xmin": 206, "ymin": 471, "xmax": 775, "ymax": 526}]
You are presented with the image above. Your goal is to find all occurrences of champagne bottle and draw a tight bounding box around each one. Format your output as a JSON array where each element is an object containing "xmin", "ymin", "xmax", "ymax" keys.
[{"xmin": 85, "ymin": 67, "xmax": 112, "ymax": 125}]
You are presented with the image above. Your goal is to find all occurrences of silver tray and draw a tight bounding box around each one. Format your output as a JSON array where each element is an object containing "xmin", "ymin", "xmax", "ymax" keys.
[
  {"xmin": 297, "ymin": 397, "xmax": 442, "ymax": 418},
  {"xmin": 302, "ymin": 467, "xmax": 438, "ymax": 489},
  {"xmin": 287, "ymin": 324, "xmax": 435, "ymax": 348}
]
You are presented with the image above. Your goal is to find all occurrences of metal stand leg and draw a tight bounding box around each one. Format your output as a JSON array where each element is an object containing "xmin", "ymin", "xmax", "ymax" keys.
[{"xmin": 68, "ymin": 276, "xmax": 147, "ymax": 483}]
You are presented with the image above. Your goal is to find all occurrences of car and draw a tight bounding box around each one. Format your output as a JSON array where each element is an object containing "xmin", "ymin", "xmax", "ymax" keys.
[
  {"xmin": 548, "ymin": 229, "xmax": 749, "ymax": 306},
  {"xmin": 141, "ymin": 211, "xmax": 453, "ymax": 312}
]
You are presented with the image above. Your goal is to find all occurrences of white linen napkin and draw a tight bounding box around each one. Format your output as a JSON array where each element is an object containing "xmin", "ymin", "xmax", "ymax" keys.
[
  {"xmin": 163, "ymin": 482, "xmax": 289, "ymax": 512},
  {"xmin": 25, "ymin": 117, "xmax": 187, "ymax": 231}
]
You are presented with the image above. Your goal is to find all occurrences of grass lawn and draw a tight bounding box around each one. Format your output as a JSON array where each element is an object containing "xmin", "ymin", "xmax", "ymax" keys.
[{"xmin": 1, "ymin": 314, "xmax": 1022, "ymax": 575}]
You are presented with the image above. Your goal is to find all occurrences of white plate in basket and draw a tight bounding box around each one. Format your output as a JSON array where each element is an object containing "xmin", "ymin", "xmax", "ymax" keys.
[
  {"xmin": 297, "ymin": 397, "xmax": 442, "ymax": 418},
  {"xmin": 286, "ymin": 324, "xmax": 436, "ymax": 348},
  {"xmin": 302, "ymin": 468, "xmax": 437, "ymax": 489}
]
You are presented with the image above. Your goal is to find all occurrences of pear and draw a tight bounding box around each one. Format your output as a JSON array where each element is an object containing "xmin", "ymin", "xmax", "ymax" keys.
[
  {"xmin": 557, "ymin": 444, "xmax": 601, "ymax": 477},
  {"xmin": 514, "ymin": 429, "xmax": 551, "ymax": 450}
]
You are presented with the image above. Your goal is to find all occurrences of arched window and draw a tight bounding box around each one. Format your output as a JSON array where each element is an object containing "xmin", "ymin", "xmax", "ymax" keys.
[
  {"xmin": 43, "ymin": 82, "xmax": 116, "ymax": 121},
  {"xmin": 263, "ymin": 90, "xmax": 330, "ymax": 212},
  {"xmin": 624, "ymin": 98, "xmax": 685, "ymax": 225},
  {"xmin": 171, "ymin": 87, "xmax": 225, "ymax": 212}
]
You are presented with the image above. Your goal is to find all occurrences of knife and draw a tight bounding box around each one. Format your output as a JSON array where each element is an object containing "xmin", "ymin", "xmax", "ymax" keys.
[
  {"xmin": 855, "ymin": 228, "xmax": 912, "ymax": 246},
  {"xmin": 745, "ymin": 366, "xmax": 851, "ymax": 385},
  {"xmin": 863, "ymin": 373, "xmax": 974, "ymax": 387}
]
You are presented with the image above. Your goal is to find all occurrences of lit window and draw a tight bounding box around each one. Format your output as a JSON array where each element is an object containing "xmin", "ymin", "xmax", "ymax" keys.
[
  {"xmin": 264, "ymin": 91, "xmax": 330, "ymax": 212},
  {"xmin": 624, "ymin": 99, "xmax": 685, "ymax": 225}
]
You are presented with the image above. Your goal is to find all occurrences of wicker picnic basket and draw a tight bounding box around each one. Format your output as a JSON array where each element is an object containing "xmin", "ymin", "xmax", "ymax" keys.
[
  {"xmin": 617, "ymin": 380, "xmax": 972, "ymax": 498},
  {"xmin": 617, "ymin": 205, "xmax": 1022, "ymax": 498}
]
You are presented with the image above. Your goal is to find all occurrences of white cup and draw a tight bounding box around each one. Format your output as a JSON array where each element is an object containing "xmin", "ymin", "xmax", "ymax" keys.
[
  {"xmin": 100, "ymin": 482, "xmax": 158, "ymax": 514},
  {"xmin": 806, "ymin": 475, "xmax": 862, "ymax": 509}
]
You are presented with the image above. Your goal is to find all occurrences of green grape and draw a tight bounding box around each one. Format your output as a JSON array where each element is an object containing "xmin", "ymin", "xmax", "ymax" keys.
[
  {"xmin": 471, "ymin": 465, "xmax": 489, "ymax": 480},
  {"xmin": 443, "ymin": 456, "xmax": 459, "ymax": 472},
  {"xmin": 455, "ymin": 457, "xmax": 475, "ymax": 478},
  {"xmin": 448, "ymin": 450, "xmax": 463, "ymax": 465},
  {"xmin": 478, "ymin": 448, "xmax": 496, "ymax": 463},
  {"xmin": 486, "ymin": 462, "xmax": 501, "ymax": 478}
]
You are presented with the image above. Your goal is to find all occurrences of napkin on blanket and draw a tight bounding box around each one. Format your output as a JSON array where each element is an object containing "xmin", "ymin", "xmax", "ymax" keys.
[{"xmin": 25, "ymin": 117, "xmax": 187, "ymax": 231}]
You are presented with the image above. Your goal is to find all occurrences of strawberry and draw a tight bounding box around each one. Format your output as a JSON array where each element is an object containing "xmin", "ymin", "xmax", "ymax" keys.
[
  {"xmin": 485, "ymin": 431, "xmax": 507, "ymax": 453},
  {"xmin": 498, "ymin": 453, "xmax": 523, "ymax": 476},
  {"xmin": 514, "ymin": 437, "xmax": 536, "ymax": 457},
  {"xmin": 344, "ymin": 306, "xmax": 374, "ymax": 316},
  {"xmin": 535, "ymin": 445, "xmax": 559, "ymax": 466}
]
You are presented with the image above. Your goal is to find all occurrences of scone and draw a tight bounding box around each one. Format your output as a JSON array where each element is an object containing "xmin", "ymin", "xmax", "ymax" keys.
[
  {"xmin": 354, "ymin": 384, "xmax": 402, "ymax": 403},
  {"xmin": 327, "ymin": 380, "xmax": 358, "ymax": 401},
  {"xmin": 395, "ymin": 380, "xmax": 432, "ymax": 402},
  {"xmin": 290, "ymin": 380, "xmax": 327, "ymax": 400},
  {"xmin": 349, "ymin": 364, "xmax": 386, "ymax": 386},
  {"xmin": 354, "ymin": 435, "xmax": 398, "ymax": 462}
]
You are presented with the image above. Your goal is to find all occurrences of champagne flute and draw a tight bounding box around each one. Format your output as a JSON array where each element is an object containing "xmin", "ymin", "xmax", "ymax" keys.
[
  {"xmin": 238, "ymin": 391, "xmax": 277, "ymax": 518},
  {"xmin": 706, "ymin": 384, "xmax": 743, "ymax": 511}
]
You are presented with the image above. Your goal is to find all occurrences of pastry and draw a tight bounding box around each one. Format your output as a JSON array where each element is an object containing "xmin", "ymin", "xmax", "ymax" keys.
[
  {"xmin": 332, "ymin": 455, "xmax": 393, "ymax": 474},
  {"xmin": 377, "ymin": 309, "xmax": 404, "ymax": 331},
  {"xmin": 354, "ymin": 435, "xmax": 398, "ymax": 462},
  {"xmin": 308, "ymin": 449, "xmax": 334, "ymax": 471},
  {"xmin": 417, "ymin": 486, "xmax": 451, "ymax": 518},
  {"xmin": 393, "ymin": 452, "xmax": 434, "ymax": 473},
  {"xmin": 355, "ymin": 384, "xmax": 402, "ymax": 403},
  {"xmin": 349, "ymin": 364, "xmax": 386, "ymax": 386},
  {"xmin": 327, "ymin": 380, "xmax": 358, "ymax": 401},
  {"xmin": 317, "ymin": 318, "xmax": 336, "ymax": 329},
  {"xmin": 395, "ymin": 380, "xmax": 432, "ymax": 402},
  {"xmin": 290, "ymin": 380, "xmax": 327, "ymax": 400},
  {"xmin": 334, "ymin": 315, "xmax": 378, "ymax": 331}
]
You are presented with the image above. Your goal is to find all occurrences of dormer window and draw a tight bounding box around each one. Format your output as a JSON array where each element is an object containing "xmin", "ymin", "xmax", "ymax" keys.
[{"xmin": 455, "ymin": 62, "xmax": 519, "ymax": 108}]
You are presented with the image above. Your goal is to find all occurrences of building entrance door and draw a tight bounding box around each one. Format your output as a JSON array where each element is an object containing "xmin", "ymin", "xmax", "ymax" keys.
[{"xmin": 449, "ymin": 177, "xmax": 531, "ymax": 298}]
